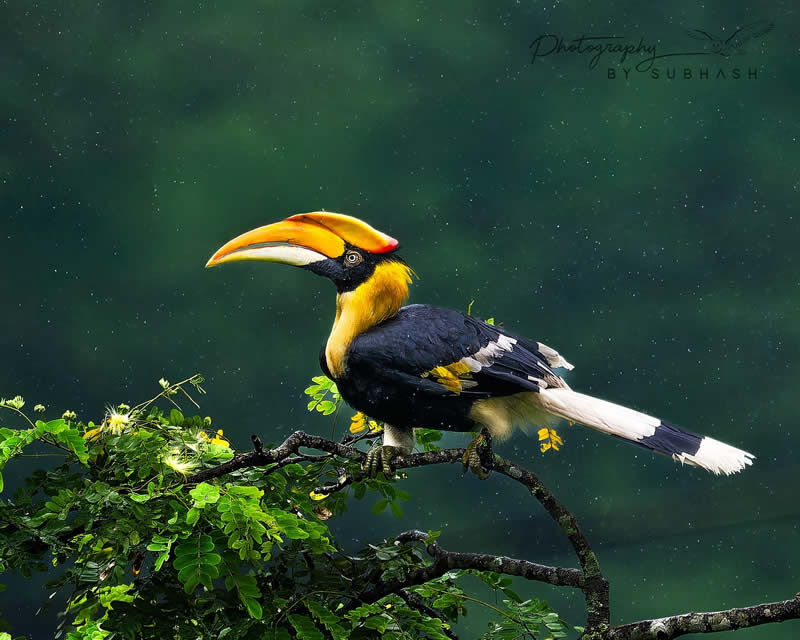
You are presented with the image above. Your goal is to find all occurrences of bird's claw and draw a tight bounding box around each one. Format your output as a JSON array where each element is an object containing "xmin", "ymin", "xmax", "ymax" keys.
[
  {"xmin": 461, "ymin": 428, "xmax": 493, "ymax": 480},
  {"xmin": 364, "ymin": 445, "xmax": 400, "ymax": 478}
]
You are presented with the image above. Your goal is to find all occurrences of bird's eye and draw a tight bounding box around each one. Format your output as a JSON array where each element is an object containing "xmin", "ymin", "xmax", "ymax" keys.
[{"xmin": 344, "ymin": 251, "xmax": 363, "ymax": 267}]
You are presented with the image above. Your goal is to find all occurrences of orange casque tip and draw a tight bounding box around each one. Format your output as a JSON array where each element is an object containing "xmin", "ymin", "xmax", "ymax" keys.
[{"xmin": 285, "ymin": 212, "xmax": 399, "ymax": 254}]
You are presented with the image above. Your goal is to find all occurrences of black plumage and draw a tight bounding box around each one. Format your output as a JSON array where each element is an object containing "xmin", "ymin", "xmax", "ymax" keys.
[{"xmin": 322, "ymin": 304, "xmax": 561, "ymax": 432}]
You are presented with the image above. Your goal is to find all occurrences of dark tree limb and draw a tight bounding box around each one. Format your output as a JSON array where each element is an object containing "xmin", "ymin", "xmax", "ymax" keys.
[
  {"xmin": 492, "ymin": 454, "xmax": 610, "ymax": 634},
  {"xmin": 608, "ymin": 594, "xmax": 800, "ymax": 639},
  {"xmin": 185, "ymin": 430, "xmax": 363, "ymax": 484},
  {"xmin": 358, "ymin": 529, "xmax": 585, "ymax": 605},
  {"xmin": 183, "ymin": 430, "xmax": 800, "ymax": 639}
]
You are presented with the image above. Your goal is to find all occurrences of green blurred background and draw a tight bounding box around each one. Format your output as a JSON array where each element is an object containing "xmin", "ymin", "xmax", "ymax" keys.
[{"xmin": 2, "ymin": 1, "xmax": 798, "ymax": 637}]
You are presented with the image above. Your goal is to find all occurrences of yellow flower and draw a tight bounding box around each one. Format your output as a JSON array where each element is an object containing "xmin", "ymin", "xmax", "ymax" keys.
[
  {"xmin": 210, "ymin": 429, "xmax": 229, "ymax": 448},
  {"xmin": 83, "ymin": 408, "xmax": 134, "ymax": 441},
  {"xmin": 538, "ymin": 427, "xmax": 563, "ymax": 454},
  {"xmin": 162, "ymin": 450, "xmax": 197, "ymax": 475},
  {"xmin": 309, "ymin": 490, "xmax": 329, "ymax": 501},
  {"xmin": 349, "ymin": 412, "xmax": 382, "ymax": 434},
  {"xmin": 106, "ymin": 409, "xmax": 132, "ymax": 436},
  {"xmin": 349, "ymin": 412, "xmax": 366, "ymax": 434}
]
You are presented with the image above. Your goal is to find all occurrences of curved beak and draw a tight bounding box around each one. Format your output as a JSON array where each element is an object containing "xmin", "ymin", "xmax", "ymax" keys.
[{"xmin": 205, "ymin": 212, "xmax": 398, "ymax": 268}]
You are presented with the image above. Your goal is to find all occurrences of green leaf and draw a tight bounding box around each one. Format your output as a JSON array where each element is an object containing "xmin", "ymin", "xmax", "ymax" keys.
[
  {"xmin": 227, "ymin": 485, "xmax": 262, "ymax": 499},
  {"xmin": 389, "ymin": 501, "xmax": 403, "ymax": 518},
  {"xmin": 226, "ymin": 573, "xmax": 263, "ymax": 617},
  {"xmin": 244, "ymin": 597, "xmax": 263, "ymax": 619},
  {"xmin": 370, "ymin": 499, "xmax": 388, "ymax": 515},
  {"xmin": 316, "ymin": 401, "xmax": 334, "ymax": 413},
  {"xmin": 288, "ymin": 614, "xmax": 325, "ymax": 640},
  {"xmin": 168, "ymin": 409, "xmax": 185, "ymax": 426},
  {"xmin": 173, "ymin": 535, "xmax": 218, "ymax": 593},
  {"xmin": 363, "ymin": 614, "xmax": 391, "ymax": 633},
  {"xmin": 154, "ymin": 551, "xmax": 169, "ymax": 572},
  {"xmin": 424, "ymin": 530, "xmax": 442, "ymax": 545},
  {"xmin": 190, "ymin": 482, "xmax": 220, "ymax": 507},
  {"xmin": 51, "ymin": 427, "xmax": 90, "ymax": 465},
  {"xmin": 319, "ymin": 400, "xmax": 337, "ymax": 415},
  {"xmin": 307, "ymin": 600, "xmax": 349, "ymax": 640},
  {"xmin": 502, "ymin": 587, "xmax": 523, "ymax": 603},
  {"xmin": 346, "ymin": 604, "xmax": 382, "ymax": 622}
]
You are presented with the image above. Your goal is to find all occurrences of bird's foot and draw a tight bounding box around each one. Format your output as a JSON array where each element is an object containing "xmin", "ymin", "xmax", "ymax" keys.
[
  {"xmin": 461, "ymin": 427, "xmax": 494, "ymax": 480},
  {"xmin": 364, "ymin": 444, "xmax": 402, "ymax": 478}
]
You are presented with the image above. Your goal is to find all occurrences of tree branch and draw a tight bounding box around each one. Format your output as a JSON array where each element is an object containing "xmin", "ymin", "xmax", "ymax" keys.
[
  {"xmin": 491, "ymin": 453, "xmax": 609, "ymax": 633},
  {"xmin": 316, "ymin": 447, "xmax": 610, "ymax": 633},
  {"xmin": 358, "ymin": 529, "xmax": 585, "ymax": 606},
  {"xmin": 184, "ymin": 430, "xmax": 363, "ymax": 484},
  {"xmin": 608, "ymin": 594, "xmax": 800, "ymax": 639},
  {"xmin": 183, "ymin": 430, "xmax": 800, "ymax": 639}
]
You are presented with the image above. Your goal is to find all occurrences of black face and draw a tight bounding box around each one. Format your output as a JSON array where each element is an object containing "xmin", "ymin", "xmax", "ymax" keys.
[{"xmin": 304, "ymin": 242, "xmax": 403, "ymax": 293}]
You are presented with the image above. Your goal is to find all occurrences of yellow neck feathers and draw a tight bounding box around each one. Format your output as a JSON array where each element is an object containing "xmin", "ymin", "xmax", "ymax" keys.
[{"xmin": 325, "ymin": 261, "xmax": 413, "ymax": 378}]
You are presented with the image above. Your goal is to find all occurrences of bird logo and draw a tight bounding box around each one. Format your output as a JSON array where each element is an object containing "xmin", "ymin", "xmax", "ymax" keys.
[{"xmin": 685, "ymin": 20, "xmax": 774, "ymax": 57}]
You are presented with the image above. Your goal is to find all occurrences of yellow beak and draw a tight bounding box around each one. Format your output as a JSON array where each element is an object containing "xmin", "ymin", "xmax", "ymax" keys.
[{"xmin": 205, "ymin": 212, "xmax": 398, "ymax": 268}]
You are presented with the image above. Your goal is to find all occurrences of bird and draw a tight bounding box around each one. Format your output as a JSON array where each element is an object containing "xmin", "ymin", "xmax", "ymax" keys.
[
  {"xmin": 206, "ymin": 212, "xmax": 754, "ymax": 477},
  {"xmin": 685, "ymin": 20, "xmax": 773, "ymax": 57}
]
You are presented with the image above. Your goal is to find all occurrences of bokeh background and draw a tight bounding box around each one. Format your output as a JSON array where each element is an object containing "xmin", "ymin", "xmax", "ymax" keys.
[{"xmin": 2, "ymin": 1, "xmax": 798, "ymax": 637}]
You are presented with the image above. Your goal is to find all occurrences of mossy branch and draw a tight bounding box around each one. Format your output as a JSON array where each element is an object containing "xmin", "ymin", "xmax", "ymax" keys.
[{"xmin": 607, "ymin": 595, "xmax": 800, "ymax": 639}]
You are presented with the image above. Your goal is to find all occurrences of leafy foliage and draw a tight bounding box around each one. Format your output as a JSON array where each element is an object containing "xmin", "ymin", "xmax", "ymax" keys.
[
  {"xmin": 304, "ymin": 376, "xmax": 343, "ymax": 415},
  {"xmin": 0, "ymin": 375, "xmax": 577, "ymax": 639}
]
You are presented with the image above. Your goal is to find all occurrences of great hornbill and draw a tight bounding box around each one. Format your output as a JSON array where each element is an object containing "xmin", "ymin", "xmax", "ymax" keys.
[{"xmin": 206, "ymin": 212, "xmax": 754, "ymax": 477}]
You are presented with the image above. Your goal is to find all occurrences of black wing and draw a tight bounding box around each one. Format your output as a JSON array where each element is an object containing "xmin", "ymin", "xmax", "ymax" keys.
[
  {"xmin": 347, "ymin": 304, "xmax": 573, "ymax": 399},
  {"xmin": 685, "ymin": 29, "xmax": 717, "ymax": 41},
  {"xmin": 725, "ymin": 20, "xmax": 774, "ymax": 47}
]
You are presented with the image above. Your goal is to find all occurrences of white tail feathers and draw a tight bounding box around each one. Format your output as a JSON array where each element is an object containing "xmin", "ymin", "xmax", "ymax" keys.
[
  {"xmin": 536, "ymin": 388, "xmax": 754, "ymax": 475},
  {"xmin": 680, "ymin": 437, "xmax": 756, "ymax": 476}
]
